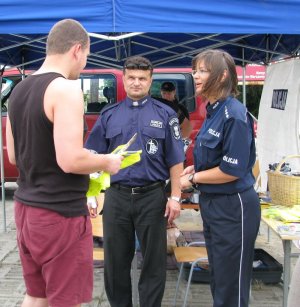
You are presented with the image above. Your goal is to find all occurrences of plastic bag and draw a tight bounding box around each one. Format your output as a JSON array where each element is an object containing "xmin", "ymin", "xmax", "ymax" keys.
[{"xmin": 167, "ymin": 226, "xmax": 181, "ymax": 254}]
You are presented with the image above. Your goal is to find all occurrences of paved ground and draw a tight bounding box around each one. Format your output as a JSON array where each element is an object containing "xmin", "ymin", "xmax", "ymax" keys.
[{"xmin": 0, "ymin": 183, "xmax": 299, "ymax": 306}]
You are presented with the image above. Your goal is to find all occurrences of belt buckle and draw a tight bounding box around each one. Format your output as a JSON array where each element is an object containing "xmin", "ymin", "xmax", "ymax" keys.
[{"xmin": 131, "ymin": 187, "xmax": 139, "ymax": 194}]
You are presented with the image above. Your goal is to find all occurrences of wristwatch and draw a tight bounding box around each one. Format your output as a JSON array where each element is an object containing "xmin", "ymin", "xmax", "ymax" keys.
[
  {"xmin": 188, "ymin": 173, "xmax": 195, "ymax": 184},
  {"xmin": 168, "ymin": 196, "xmax": 181, "ymax": 203}
]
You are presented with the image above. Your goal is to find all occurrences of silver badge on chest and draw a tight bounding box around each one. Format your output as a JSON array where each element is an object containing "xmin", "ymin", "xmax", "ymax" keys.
[{"xmin": 146, "ymin": 139, "xmax": 158, "ymax": 155}]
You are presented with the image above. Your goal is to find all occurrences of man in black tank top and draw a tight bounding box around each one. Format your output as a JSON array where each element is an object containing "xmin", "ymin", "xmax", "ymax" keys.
[{"xmin": 6, "ymin": 19, "xmax": 123, "ymax": 307}]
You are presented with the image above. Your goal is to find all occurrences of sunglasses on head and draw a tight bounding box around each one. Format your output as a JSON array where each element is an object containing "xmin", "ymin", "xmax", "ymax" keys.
[{"xmin": 124, "ymin": 63, "xmax": 152, "ymax": 70}]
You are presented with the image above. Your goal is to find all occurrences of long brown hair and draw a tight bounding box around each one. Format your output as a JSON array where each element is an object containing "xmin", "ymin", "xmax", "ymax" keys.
[{"xmin": 192, "ymin": 49, "xmax": 239, "ymax": 100}]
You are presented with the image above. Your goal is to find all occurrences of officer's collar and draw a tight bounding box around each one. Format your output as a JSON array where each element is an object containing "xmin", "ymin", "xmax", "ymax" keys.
[
  {"xmin": 126, "ymin": 95, "xmax": 149, "ymax": 107},
  {"xmin": 206, "ymin": 99, "xmax": 226, "ymax": 118}
]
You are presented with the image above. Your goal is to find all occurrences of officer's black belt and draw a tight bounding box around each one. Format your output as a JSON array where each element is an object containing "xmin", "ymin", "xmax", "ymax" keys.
[{"xmin": 111, "ymin": 181, "xmax": 165, "ymax": 194}]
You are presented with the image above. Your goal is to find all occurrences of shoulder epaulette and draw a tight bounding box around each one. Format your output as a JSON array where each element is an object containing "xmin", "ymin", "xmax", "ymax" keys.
[
  {"xmin": 152, "ymin": 97, "xmax": 177, "ymax": 114},
  {"xmin": 100, "ymin": 102, "xmax": 119, "ymax": 115},
  {"xmin": 223, "ymin": 97, "xmax": 247, "ymax": 121},
  {"xmin": 151, "ymin": 97, "xmax": 164, "ymax": 107}
]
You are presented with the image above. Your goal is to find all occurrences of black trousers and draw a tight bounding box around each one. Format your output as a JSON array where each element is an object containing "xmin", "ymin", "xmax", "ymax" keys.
[
  {"xmin": 199, "ymin": 187, "xmax": 261, "ymax": 307},
  {"xmin": 103, "ymin": 184, "xmax": 167, "ymax": 307}
]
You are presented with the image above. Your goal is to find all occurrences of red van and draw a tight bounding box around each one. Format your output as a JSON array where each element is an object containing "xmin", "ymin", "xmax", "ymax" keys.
[{"xmin": 1, "ymin": 68, "xmax": 207, "ymax": 182}]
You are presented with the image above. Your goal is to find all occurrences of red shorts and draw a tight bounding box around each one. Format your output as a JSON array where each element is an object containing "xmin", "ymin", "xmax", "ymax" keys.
[{"xmin": 14, "ymin": 201, "xmax": 93, "ymax": 307}]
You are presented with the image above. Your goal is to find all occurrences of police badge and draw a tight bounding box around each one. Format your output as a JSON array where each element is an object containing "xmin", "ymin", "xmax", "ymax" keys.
[{"xmin": 169, "ymin": 117, "xmax": 181, "ymax": 140}]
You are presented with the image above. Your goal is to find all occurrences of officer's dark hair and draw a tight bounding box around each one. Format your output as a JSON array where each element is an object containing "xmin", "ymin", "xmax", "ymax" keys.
[
  {"xmin": 192, "ymin": 49, "xmax": 239, "ymax": 100},
  {"xmin": 46, "ymin": 19, "xmax": 89, "ymax": 55},
  {"xmin": 123, "ymin": 56, "xmax": 153, "ymax": 76}
]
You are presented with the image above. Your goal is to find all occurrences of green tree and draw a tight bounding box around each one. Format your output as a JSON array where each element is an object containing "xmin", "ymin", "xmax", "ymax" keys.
[{"xmin": 237, "ymin": 84, "xmax": 263, "ymax": 118}]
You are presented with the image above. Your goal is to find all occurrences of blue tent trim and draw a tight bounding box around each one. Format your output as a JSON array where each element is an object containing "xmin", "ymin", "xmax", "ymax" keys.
[
  {"xmin": 0, "ymin": 1, "xmax": 300, "ymax": 68},
  {"xmin": 1, "ymin": 0, "xmax": 300, "ymax": 34}
]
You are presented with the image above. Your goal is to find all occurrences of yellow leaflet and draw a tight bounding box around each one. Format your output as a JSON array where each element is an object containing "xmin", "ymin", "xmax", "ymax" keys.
[
  {"xmin": 262, "ymin": 207, "xmax": 300, "ymax": 222},
  {"xmin": 86, "ymin": 172, "xmax": 110, "ymax": 197},
  {"xmin": 120, "ymin": 150, "xmax": 142, "ymax": 169},
  {"xmin": 86, "ymin": 150, "xmax": 142, "ymax": 196}
]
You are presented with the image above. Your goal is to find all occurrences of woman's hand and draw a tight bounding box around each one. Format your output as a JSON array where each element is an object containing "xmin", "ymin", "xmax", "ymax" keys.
[
  {"xmin": 179, "ymin": 165, "xmax": 195, "ymax": 190},
  {"xmin": 180, "ymin": 173, "xmax": 194, "ymax": 191},
  {"xmin": 180, "ymin": 165, "xmax": 195, "ymax": 177}
]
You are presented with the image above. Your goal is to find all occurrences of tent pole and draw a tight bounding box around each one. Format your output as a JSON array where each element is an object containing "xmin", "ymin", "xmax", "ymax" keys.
[
  {"xmin": 0, "ymin": 70, "xmax": 7, "ymax": 233},
  {"xmin": 242, "ymin": 66, "xmax": 246, "ymax": 106},
  {"xmin": 242, "ymin": 48, "xmax": 246, "ymax": 106}
]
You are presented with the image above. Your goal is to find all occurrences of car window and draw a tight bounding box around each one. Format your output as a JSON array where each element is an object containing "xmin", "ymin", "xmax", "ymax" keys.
[
  {"xmin": 1, "ymin": 75, "xmax": 22, "ymax": 112},
  {"xmin": 78, "ymin": 74, "xmax": 117, "ymax": 113},
  {"xmin": 151, "ymin": 73, "xmax": 196, "ymax": 112}
]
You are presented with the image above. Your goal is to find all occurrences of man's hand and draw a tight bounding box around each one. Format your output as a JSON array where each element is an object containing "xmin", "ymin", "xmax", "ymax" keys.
[
  {"xmin": 103, "ymin": 154, "xmax": 124, "ymax": 175},
  {"xmin": 87, "ymin": 196, "xmax": 98, "ymax": 218},
  {"xmin": 165, "ymin": 198, "xmax": 181, "ymax": 224}
]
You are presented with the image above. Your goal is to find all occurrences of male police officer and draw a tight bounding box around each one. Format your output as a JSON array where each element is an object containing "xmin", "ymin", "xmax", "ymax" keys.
[{"xmin": 85, "ymin": 56, "xmax": 185, "ymax": 307}]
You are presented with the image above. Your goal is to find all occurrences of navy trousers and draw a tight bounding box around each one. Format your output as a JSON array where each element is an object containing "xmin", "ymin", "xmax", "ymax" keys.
[
  {"xmin": 199, "ymin": 187, "xmax": 261, "ymax": 307},
  {"xmin": 103, "ymin": 185, "xmax": 167, "ymax": 307}
]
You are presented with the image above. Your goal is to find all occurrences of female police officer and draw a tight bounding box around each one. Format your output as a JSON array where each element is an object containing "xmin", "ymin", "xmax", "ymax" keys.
[{"xmin": 180, "ymin": 49, "xmax": 261, "ymax": 307}]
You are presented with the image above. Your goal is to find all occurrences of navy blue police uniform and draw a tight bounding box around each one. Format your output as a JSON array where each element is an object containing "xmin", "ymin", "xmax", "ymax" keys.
[
  {"xmin": 193, "ymin": 96, "xmax": 261, "ymax": 307},
  {"xmin": 85, "ymin": 95, "xmax": 185, "ymax": 307}
]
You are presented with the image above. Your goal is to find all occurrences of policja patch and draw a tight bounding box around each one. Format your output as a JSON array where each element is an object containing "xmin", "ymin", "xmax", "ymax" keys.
[
  {"xmin": 169, "ymin": 117, "xmax": 181, "ymax": 140},
  {"xmin": 150, "ymin": 120, "xmax": 163, "ymax": 128}
]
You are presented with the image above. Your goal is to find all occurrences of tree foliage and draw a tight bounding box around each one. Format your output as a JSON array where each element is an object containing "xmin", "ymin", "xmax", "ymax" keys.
[{"xmin": 237, "ymin": 84, "xmax": 263, "ymax": 118}]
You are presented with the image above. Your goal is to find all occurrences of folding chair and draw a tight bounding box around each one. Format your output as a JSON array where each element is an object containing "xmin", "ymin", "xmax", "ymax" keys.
[{"xmin": 173, "ymin": 241, "xmax": 208, "ymax": 307}]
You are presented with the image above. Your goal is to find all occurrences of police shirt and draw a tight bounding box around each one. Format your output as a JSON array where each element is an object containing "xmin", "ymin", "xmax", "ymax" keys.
[
  {"xmin": 85, "ymin": 96, "xmax": 185, "ymax": 186},
  {"xmin": 193, "ymin": 96, "xmax": 256, "ymax": 194}
]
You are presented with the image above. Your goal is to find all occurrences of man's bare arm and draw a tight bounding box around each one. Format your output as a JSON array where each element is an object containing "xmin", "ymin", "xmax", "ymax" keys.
[
  {"xmin": 165, "ymin": 162, "xmax": 184, "ymax": 223},
  {"xmin": 169, "ymin": 162, "xmax": 184, "ymax": 198},
  {"xmin": 5, "ymin": 116, "xmax": 16, "ymax": 165},
  {"xmin": 45, "ymin": 78, "xmax": 122, "ymax": 175}
]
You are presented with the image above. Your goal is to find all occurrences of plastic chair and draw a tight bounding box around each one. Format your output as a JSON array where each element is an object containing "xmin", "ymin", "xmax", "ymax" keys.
[{"xmin": 173, "ymin": 241, "xmax": 208, "ymax": 307}]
